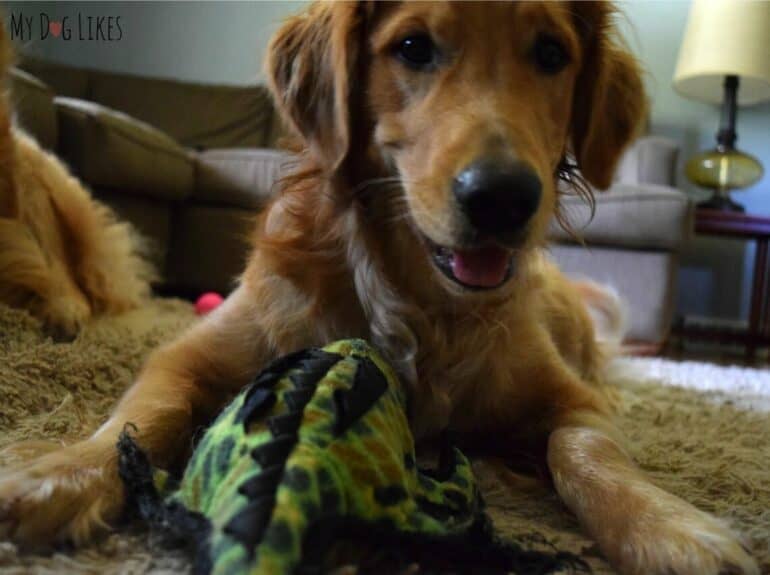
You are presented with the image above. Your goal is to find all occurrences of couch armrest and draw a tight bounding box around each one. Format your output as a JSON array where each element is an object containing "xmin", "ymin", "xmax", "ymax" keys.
[
  {"xmin": 194, "ymin": 148, "xmax": 290, "ymax": 209},
  {"xmin": 550, "ymin": 183, "xmax": 694, "ymax": 251},
  {"xmin": 9, "ymin": 68, "xmax": 58, "ymax": 150},
  {"xmin": 614, "ymin": 136, "xmax": 680, "ymax": 187}
]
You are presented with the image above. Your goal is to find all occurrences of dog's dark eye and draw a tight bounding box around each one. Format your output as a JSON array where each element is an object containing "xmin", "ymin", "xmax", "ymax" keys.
[
  {"xmin": 533, "ymin": 35, "xmax": 569, "ymax": 74},
  {"xmin": 395, "ymin": 34, "xmax": 437, "ymax": 70}
]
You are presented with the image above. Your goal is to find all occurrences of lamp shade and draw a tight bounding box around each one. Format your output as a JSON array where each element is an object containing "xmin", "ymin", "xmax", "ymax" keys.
[{"xmin": 673, "ymin": 0, "xmax": 770, "ymax": 106}]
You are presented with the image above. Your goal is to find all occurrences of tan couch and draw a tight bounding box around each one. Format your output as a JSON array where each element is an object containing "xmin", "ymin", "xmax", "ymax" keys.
[
  {"xmin": 11, "ymin": 58, "xmax": 691, "ymax": 345},
  {"xmin": 550, "ymin": 137, "xmax": 692, "ymax": 345},
  {"xmin": 13, "ymin": 57, "xmax": 289, "ymax": 295}
]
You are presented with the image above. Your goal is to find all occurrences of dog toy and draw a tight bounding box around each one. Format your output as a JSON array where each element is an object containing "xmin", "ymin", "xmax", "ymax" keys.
[
  {"xmin": 118, "ymin": 339, "xmax": 586, "ymax": 575},
  {"xmin": 195, "ymin": 292, "xmax": 224, "ymax": 315}
]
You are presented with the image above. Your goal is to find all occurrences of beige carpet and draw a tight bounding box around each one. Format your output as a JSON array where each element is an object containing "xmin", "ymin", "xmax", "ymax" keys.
[{"xmin": 0, "ymin": 300, "xmax": 768, "ymax": 574}]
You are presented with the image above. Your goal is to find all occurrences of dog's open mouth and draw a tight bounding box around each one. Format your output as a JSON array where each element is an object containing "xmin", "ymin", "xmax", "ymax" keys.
[{"xmin": 425, "ymin": 238, "xmax": 514, "ymax": 290}]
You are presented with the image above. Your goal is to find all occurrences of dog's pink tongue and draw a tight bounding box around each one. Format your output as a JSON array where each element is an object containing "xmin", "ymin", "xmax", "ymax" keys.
[{"xmin": 451, "ymin": 246, "xmax": 509, "ymax": 288}]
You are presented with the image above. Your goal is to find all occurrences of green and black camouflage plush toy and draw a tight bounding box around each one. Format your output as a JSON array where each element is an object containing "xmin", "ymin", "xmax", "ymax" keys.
[{"xmin": 118, "ymin": 339, "xmax": 586, "ymax": 575}]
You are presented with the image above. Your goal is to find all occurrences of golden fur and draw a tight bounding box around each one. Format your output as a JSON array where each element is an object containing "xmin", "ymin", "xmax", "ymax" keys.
[
  {"xmin": 0, "ymin": 3, "xmax": 758, "ymax": 574},
  {"xmin": 0, "ymin": 27, "xmax": 153, "ymax": 338}
]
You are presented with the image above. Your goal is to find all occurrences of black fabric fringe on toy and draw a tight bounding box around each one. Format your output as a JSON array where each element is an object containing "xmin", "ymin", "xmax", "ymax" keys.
[
  {"xmin": 117, "ymin": 427, "xmax": 214, "ymax": 575},
  {"xmin": 297, "ymin": 513, "xmax": 590, "ymax": 575}
]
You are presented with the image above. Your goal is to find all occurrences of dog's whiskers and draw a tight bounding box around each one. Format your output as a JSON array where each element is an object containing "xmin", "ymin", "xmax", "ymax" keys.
[{"xmin": 351, "ymin": 176, "xmax": 405, "ymax": 200}]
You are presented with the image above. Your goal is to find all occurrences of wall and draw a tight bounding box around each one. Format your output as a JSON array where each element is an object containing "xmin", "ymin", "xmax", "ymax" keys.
[
  {"xmin": 6, "ymin": 1, "xmax": 770, "ymax": 323},
  {"xmin": 5, "ymin": 1, "xmax": 303, "ymax": 84}
]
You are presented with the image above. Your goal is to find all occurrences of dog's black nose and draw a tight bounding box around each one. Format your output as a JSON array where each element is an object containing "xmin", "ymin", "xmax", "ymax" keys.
[{"xmin": 452, "ymin": 159, "xmax": 542, "ymax": 237}]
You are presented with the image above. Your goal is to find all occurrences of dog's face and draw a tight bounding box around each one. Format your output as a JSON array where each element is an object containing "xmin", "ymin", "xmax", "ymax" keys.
[{"xmin": 267, "ymin": 1, "xmax": 645, "ymax": 295}]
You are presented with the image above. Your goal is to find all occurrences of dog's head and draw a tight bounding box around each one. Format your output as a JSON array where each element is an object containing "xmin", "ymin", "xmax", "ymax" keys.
[{"xmin": 267, "ymin": 1, "xmax": 645, "ymax": 295}]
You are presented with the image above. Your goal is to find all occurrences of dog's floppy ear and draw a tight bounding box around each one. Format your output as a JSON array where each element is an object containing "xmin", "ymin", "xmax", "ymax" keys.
[
  {"xmin": 570, "ymin": 4, "xmax": 647, "ymax": 190},
  {"xmin": 266, "ymin": 2, "xmax": 365, "ymax": 173}
]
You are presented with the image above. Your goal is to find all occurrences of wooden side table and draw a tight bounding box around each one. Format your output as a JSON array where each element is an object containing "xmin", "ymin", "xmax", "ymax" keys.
[{"xmin": 677, "ymin": 208, "xmax": 770, "ymax": 360}]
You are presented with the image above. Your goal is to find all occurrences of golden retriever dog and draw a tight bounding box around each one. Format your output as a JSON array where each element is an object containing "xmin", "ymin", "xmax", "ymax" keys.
[
  {"xmin": 0, "ymin": 26, "xmax": 152, "ymax": 338},
  {"xmin": 0, "ymin": 3, "xmax": 758, "ymax": 573}
]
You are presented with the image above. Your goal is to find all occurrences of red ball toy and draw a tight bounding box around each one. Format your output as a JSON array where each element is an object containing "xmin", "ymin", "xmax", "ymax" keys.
[{"xmin": 195, "ymin": 292, "xmax": 224, "ymax": 316}]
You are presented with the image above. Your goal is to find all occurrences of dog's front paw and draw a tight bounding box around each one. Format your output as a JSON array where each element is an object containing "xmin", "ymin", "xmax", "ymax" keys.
[
  {"xmin": 603, "ymin": 486, "xmax": 758, "ymax": 575},
  {"xmin": 38, "ymin": 293, "xmax": 92, "ymax": 341},
  {"xmin": 0, "ymin": 441, "xmax": 122, "ymax": 548}
]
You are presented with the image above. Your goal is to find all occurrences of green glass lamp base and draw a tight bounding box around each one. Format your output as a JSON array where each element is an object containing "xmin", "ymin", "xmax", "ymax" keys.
[
  {"xmin": 686, "ymin": 148, "xmax": 763, "ymax": 213},
  {"xmin": 686, "ymin": 148, "xmax": 763, "ymax": 189},
  {"xmin": 697, "ymin": 191, "xmax": 745, "ymax": 213}
]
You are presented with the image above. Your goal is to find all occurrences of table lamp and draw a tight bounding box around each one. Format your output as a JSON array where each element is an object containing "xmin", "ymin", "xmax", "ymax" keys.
[{"xmin": 673, "ymin": 0, "xmax": 770, "ymax": 212}]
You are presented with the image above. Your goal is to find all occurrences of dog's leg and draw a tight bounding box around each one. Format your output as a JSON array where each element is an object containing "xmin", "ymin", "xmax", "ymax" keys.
[
  {"xmin": 548, "ymin": 409, "xmax": 758, "ymax": 575},
  {"xmin": 0, "ymin": 283, "xmax": 274, "ymax": 547},
  {"xmin": 0, "ymin": 218, "xmax": 90, "ymax": 338},
  {"xmin": 0, "ymin": 219, "xmax": 50, "ymax": 305},
  {"xmin": 34, "ymin": 262, "xmax": 92, "ymax": 340},
  {"xmin": 45, "ymin": 171, "xmax": 154, "ymax": 316}
]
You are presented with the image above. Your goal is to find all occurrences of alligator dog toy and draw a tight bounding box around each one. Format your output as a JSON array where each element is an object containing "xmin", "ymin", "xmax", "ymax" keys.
[{"xmin": 118, "ymin": 339, "xmax": 586, "ymax": 575}]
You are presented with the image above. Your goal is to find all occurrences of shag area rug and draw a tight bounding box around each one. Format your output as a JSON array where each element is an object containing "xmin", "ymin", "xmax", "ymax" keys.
[{"xmin": 0, "ymin": 300, "xmax": 768, "ymax": 574}]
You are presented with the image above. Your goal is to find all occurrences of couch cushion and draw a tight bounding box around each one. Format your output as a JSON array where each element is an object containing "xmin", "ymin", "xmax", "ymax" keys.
[
  {"xmin": 18, "ymin": 56, "xmax": 89, "ymax": 99},
  {"xmin": 9, "ymin": 69, "xmax": 57, "ymax": 150},
  {"xmin": 55, "ymin": 97, "xmax": 194, "ymax": 200},
  {"xmin": 17, "ymin": 57, "xmax": 278, "ymax": 150},
  {"xmin": 87, "ymin": 70, "xmax": 275, "ymax": 149},
  {"xmin": 549, "ymin": 183, "xmax": 693, "ymax": 251},
  {"xmin": 614, "ymin": 136, "xmax": 680, "ymax": 187},
  {"xmin": 194, "ymin": 148, "xmax": 289, "ymax": 209}
]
